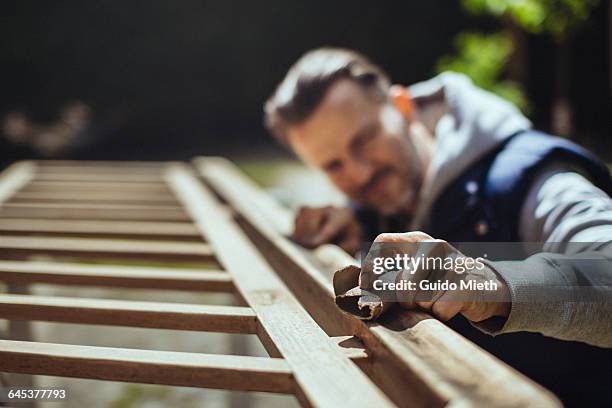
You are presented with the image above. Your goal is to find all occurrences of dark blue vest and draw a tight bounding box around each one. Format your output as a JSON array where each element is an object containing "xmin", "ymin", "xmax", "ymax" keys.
[
  {"xmin": 356, "ymin": 131, "xmax": 612, "ymax": 244},
  {"xmin": 428, "ymin": 130, "xmax": 612, "ymax": 242},
  {"xmin": 356, "ymin": 131, "xmax": 612, "ymax": 405}
]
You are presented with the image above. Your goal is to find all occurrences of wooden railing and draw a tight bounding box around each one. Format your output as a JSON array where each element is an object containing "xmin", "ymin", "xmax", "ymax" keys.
[{"xmin": 0, "ymin": 159, "xmax": 560, "ymax": 407}]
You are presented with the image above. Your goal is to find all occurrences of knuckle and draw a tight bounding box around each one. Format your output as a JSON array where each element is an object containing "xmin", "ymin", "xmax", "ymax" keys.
[
  {"xmin": 408, "ymin": 231, "xmax": 434, "ymax": 240},
  {"xmin": 374, "ymin": 233, "xmax": 396, "ymax": 242}
]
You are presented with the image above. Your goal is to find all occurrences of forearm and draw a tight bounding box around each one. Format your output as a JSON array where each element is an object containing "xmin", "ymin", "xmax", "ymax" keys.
[
  {"xmin": 474, "ymin": 163, "xmax": 612, "ymax": 347},
  {"xmin": 474, "ymin": 249, "xmax": 612, "ymax": 348}
]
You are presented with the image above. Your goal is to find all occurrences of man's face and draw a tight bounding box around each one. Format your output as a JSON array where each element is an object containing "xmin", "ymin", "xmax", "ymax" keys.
[{"xmin": 287, "ymin": 79, "xmax": 426, "ymax": 216}]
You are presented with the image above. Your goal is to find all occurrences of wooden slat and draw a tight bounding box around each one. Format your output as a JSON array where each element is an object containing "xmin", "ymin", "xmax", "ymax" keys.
[
  {"xmin": 0, "ymin": 161, "xmax": 36, "ymax": 204},
  {"xmin": 32, "ymin": 166, "xmax": 166, "ymax": 175},
  {"xmin": 35, "ymin": 160, "xmax": 171, "ymax": 168},
  {"xmin": 0, "ymin": 236, "xmax": 215, "ymax": 262},
  {"xmin": 0, "ymin": 340, "xmax": 293, "ymax": 393},
  {"xmin": 22, "ymin": 181, "xmax": 172, "ymax": 193},
  {"xmin": 0, "ymin": 219, "xmax": 201, "ymax": 240},
  {"xmin": 0, "ymin": 161, "xmax": 38, "ymax": 394},
  {"xmin": 0, "ymin": 203, "xmax": 189, "ymax": 221},
  {"xmin": 0, "ymin": 260, "xmax": 232, "ymax": 292},
  {"xmin": 33, "ymin": 172, "xmax": 164, "ymax": 183},
  {"xmin": 0, "ymin": 294, "xmax": 255, "ymax": 333},
  {"xmin": 195, "ymin": 157, "xmax": 561, "ymax": 408},
  {"xmin": 166, "ymin": 164, "xmax": 393, "ymax": 408},
  {"xmin": 9, "ymin": 191, "xmax": 179, "ymax": 205}
]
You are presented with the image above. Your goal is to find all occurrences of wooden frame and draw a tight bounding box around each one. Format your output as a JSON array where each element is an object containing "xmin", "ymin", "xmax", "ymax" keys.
[{"xmin": 0, "ymin": 159, "xmax": 560, "ymax": 407}]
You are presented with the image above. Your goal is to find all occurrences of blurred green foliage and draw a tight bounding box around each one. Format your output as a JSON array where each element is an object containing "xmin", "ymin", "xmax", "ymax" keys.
[
  {"xmin": 462, "ymin": 0, "xmax": 600, "ymax": 39},
  {"xmin": 111, "ymin": 384, "xmax": 172, "ymax": 408},
  {"xmin": 437, "ymin": 0, "xmax": 600, "ymax": 112},
  {"xmin": 436, "ymin": 32, "xmax": 528, "ymax": 110}
]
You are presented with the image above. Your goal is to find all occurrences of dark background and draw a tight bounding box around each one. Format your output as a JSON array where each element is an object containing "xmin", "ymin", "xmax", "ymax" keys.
[{"xmin": 1, "ymin": 0, "xmax": 610, "ymax": 161}]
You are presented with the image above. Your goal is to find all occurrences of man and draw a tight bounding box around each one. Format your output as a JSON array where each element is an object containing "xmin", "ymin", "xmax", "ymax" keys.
[{"xmin": 264, "ymin": 47, "xmax": 612, "ymax": 401}]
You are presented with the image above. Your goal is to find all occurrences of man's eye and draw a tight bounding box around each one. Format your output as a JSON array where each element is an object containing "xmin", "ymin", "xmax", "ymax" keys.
[
  {"xmin": 355, "ymin": 130, "xmax": 378, "ymax": 149},
  {"xmin": 324, "ymin": 161, "xmax": 342, "ymax": 172}
]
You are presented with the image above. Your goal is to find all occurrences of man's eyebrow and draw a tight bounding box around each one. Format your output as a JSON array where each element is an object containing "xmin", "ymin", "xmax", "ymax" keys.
[
  {"xmin": 321, "ymin": 157, "xmax": 342, "ymax": 169},
  {"xmin": 349, "ymin": 122, "xmax": 378, "ymax": 151}
]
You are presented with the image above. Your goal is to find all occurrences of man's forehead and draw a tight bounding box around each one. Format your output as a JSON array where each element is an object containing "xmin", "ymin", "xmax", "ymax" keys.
[
  {"xmin": 319, "ymin": 79, "xmax": 376, "ymax": 113},
  {"xmin": 288, "ymin": 80, "xmax": 380, "ymax": 158}
]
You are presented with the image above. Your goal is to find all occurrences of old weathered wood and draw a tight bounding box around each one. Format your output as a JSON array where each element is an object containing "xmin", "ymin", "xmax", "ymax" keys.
[
  {"xmin": 0, "ymin": 219, "xmax": 201, "ymax": 240},
  {"xmin": 35, "ymin": 160, "xmax": 171, "ymax": 168},
  {"xmin": 0, "ymin": 294, "xmax": 256, "ymax": 333},
  {"xmin": 0, "ymin": 161, "xmax": 36, "ymax": 203},
  {"xmin": 166, "ymin": 164, "xmax": 393, "ymax": 408},
  {"xmin": 22, "ymin": 181, "xmax": 171, "ymax": 193},
  {"xmin": 195, "ymin": 156, "xmax": 561, "ymax": 408},
  {"xmin": 33, "ymin": 172, "xmax": 164, "ymax": 183},
  {"xmin": 0, "ymin": 161, "xmax": 38, "ymax": 395},
  {"xmin": 10, "ymin": 191, "xmax": 180, "ymax": 205},
  {"xmin": 0, "ymin": 202, "xmax": 189, "ymax": 221},
  {"xmin": 0, "ymin": 236, "xmax": 215, "ymax": 262},
  {"xmin": 0, "ymin": 340, "xmax": 293, "ymax": 393},
  {"xmin": 0, "ymin": 159, "xmax": 563, "ymax": 407},
  {"xmin": 0, "ymin": 260, "xmax": 232, "ymax": 291}
]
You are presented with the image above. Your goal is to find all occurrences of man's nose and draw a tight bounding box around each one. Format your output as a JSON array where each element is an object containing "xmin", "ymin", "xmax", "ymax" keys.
[{"xmin": 348, "ymin": 159, "xmax": 375, "ymax": 188}]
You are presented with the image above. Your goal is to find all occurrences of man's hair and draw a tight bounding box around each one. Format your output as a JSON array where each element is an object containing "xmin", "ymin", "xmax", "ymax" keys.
[{"xmin": 264, "ymin": 47, "xmax": 390, "ymax": 143}]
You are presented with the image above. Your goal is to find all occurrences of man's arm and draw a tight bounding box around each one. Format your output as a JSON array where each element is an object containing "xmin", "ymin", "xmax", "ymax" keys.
[{"xmin": 473, "ymin": 161, "xmax": 612, "ymax": 347}]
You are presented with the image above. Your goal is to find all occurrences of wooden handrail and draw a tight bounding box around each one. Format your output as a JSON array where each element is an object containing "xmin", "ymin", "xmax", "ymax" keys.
[
  {"xmin": 195, "ymin": 156, "xmax": 561, "ymax": 408},
  {"xmin": 0, "ymin": 159, "xmax": 562, "ymax": 407},
  {"xmin": 167, "ymin": 163, "xmax": 394, "ymax": 408}
]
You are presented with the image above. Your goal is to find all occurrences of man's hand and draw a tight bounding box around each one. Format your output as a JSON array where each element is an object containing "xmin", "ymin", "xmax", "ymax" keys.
[
  {"xmin": 292, "ymin": 206, "xmax": 363, "ymax": 255},
  {"xmin": 364, "ymin": 231, "xmax": 511, "ymax": 322}
]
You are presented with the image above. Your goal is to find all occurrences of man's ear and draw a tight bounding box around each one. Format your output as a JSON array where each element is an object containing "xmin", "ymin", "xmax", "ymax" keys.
[{"xmin": 389, "ymin": 84, "xmax": 415, "ymax": 121}]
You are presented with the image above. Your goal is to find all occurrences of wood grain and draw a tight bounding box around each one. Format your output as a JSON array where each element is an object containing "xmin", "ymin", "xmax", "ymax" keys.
[
  {"xmin": 196, "ymin": 156, "xmax": 561, "ymax": 408},
  {"xmin": 0, "ymin": 161, "xmax": 36, "ymax": 204},
  {"xmin": 33, "ymin": 172, "xmax": 164, "ymax": 183},
  {"xmin": 22, "ymin": 181, "xmax": 172, "ymax": 193},
  {"xmin": 9, "ymin": 191, "xmax": 180, "ymax": 205},
  {"xmin": 0, "ymin": 219, "xmax": 201, "ymax": 240},
  {"xmin": 167, "ymin": 164, "xmax": 393, "ymax": 408},
  {"xmin": 0, "ymin": 340, "xmax": 293, "ymax": 393},
  {"xmin": 0, "ymin": 202, "xmax": 189, "ymax": 221},
  {"xmin": 0, "ymin": 236, "xmax": 216, "ymax": 262},
  {"xmin": 0, "ymin": 294, "xmax": 256, "ymax": 333},
  {"xmin": 0, "ymin": 260, "xmax": 232, "ymax": 291}
]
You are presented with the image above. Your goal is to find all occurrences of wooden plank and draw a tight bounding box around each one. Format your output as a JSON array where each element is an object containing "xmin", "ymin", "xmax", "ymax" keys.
[
  {"xmin": 166, "ymin": 164, "xmax": 393, "ymax": 408},
  {"xmin": 23, "ymin": 181, "xmax": 172, "ymax": 193},
  {"xmin": 195, "ymin": 157, "xmax": 561, "ymax": 408},
  {"xmin": 0, "ymin": 294, "xmax": 255, "ymax": 333},
  {"xmin": 34, "ymin": 160, "xmax": 172, "ymax": 168},
  {"xmin": 9, "ymin": 191, "xmax": 180, "ymax": 205},
  {"xmin": 0, "ymin": 260, "xmax": 232, "ymax": 292},
  {"xmin": 33, "ymin": 165, "xmax": 167, "ymax": 175},
  {"xmin": 0, "ymin": 203, "xmax": 189, "ymax": 221},
  {"xmin": 0, "ymin": 219, "xmax": 201, "ymax": 240},
  {"xmin": 33, "ymin": 172, "xmax": 164, "ymax": 183},
  {"xmin": 0, "ymin": 161, "xmax": 36, "ymax": 204},
  {"xmin": 0, "ymin": 161, "xmax": 37, "ymax": 393},
  {"xmin": 0, "ymin": 236, "xmax": 216, "ymax": 262},
  {"xmin": 0, "ymin": 340, "xmax": 293, "ymax": 393}
]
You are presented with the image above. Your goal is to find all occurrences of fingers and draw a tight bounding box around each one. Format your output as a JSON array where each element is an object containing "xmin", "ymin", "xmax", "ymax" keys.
[
  {"xmin": 292, "ymin": 206, "xmax": 328, "ymax": 247},
  {"xmin": 292, "ymin": 206, "xmax": 361, "ymax": 251},
  {"xmin": 400, "ymin": 289, "xmax": 465, "ymax": 322},
  {"xmin": 337, "ymin": 221, "xmax": 363, "ymax": 255},
  {"xmin": 431, "ymin": 297, "xmax": 465, "ymax": 321},
  {"xmin": 372, "ymin": 233, "xmax": 466, "ymax": 321},
  {"xmin": 374, "ymin": 231, "xmax": 433, "ymax": 243},
  {"xmin": 310, "ymin": 208, "xmax": 352, "ymax": 247}
]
